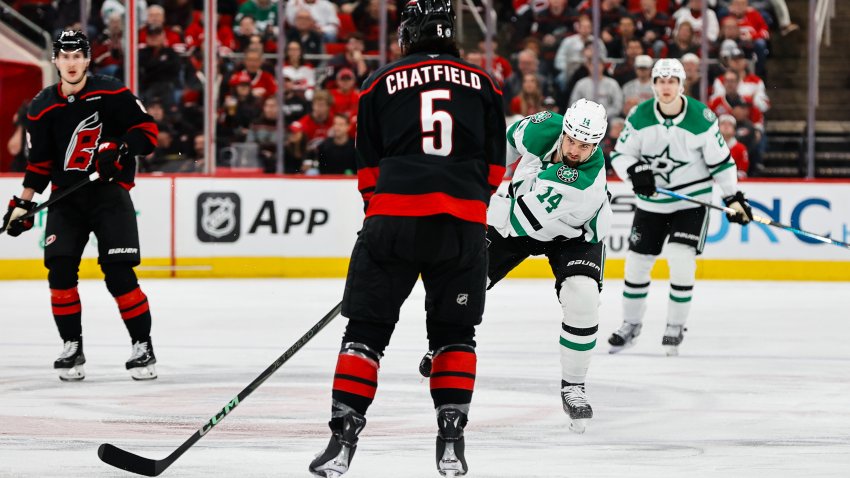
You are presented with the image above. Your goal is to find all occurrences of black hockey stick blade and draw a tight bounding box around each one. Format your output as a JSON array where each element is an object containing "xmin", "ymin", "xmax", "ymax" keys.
[
  {"xmin": 97, "ymin": 301, "xmax": 343, "ymax": 476},
  {"xmin": 98, "ymin": 443, "xmax": 166, "ymax": 477}
]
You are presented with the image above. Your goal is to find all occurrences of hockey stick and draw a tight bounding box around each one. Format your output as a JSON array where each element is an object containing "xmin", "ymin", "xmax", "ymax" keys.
[
  {"xmin": 656, "ymin": 187, "xmax": 850, "ymax": 250},
  {"xmin": 98, "ymin": 301, "xmax": 343, "ymax": 476},
  {"xmin": 1, "ymin": 172, "xmax": 99, "ymax": 236}
]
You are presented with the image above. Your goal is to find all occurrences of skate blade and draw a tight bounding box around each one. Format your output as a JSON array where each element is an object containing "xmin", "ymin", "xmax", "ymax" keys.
[
  {"xmin": 57, "ymin": 365, "xmax": 85, "ymax": 381},
  {"xmin": 569, "ymin": 418, "xmax": 589, "ymax": 434},
  {"xmin": 129, "ymin": 364, "xmax": 157, "ymax": 380},
  {"xmin": 608, "ymin": 340, "xmax": 636, "ymax": 354},
  {"xmin": 664, "ymin": 345, "xmax": 679, "ymax": 356}
]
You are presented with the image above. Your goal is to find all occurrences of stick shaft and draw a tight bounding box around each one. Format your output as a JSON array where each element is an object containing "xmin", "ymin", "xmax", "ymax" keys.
[
  {"xmin": 655, "ymin": 188, "xmax": 850, "ymax": 250},
  {"xmin": 98, "ymin": 301, "xmax": 343, "ymax": 476}
]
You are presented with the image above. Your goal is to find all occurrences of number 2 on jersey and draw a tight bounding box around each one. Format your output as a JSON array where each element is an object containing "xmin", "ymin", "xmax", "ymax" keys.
[{"xmin": 420, "ymin": 89, "xmax": 453, "ymax": 156}]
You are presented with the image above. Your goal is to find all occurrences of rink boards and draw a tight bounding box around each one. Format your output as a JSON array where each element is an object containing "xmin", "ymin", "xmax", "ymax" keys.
[{"xmin": 0, "ymin": 176, "xmax": 848, "ymax": 280}]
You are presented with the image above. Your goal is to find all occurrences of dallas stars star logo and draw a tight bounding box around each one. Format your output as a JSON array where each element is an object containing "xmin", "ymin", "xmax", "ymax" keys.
[{"xmin": 641, "ymin": 145, "xmax": 687, "ymax": 183}]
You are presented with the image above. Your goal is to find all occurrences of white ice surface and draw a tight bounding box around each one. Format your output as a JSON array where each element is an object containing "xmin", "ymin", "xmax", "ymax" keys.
[{"xmin": 1, "ymin": 278, "xmax": 849, "ymax": 477}]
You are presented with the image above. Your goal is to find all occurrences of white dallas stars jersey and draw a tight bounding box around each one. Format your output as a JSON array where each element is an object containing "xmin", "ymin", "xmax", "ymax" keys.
[
  {"xmin": 487, "ymin": 111, "xmax": 611, "ymax": 243},
  {"xmin": 611, "ymin": 97, "xmax": 739, "ymax": 214}
]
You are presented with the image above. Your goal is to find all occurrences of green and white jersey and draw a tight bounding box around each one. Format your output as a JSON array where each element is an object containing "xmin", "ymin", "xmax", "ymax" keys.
[
  {"xmin": 488, "ymin": 111, "xmax": 611, "ymax": 243},
  {"xmin": 611, "ymin": 97, "xmax": 738, "ymax": 213}
]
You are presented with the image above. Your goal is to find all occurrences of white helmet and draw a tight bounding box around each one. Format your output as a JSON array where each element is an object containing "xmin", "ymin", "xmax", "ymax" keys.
[
  {"xmin": 652, "ymin": 58, "xmax": 686, "ymax": 96},
  {"xmin": 562, "ymin": 98, "xmax": 608, "ymax": 145}
]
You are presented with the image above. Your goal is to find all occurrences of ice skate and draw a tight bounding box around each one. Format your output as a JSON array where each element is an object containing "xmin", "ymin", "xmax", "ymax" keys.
[
  {"xmin": 436, "ymin": 407, "xmax": 468, "ymax": 477},
  {"xmin": 561, "ymin": 382, "xmax": 592, "ymax": 434},
  {"xmin": 54, "ymin": 337, "xmax": 85, "ymax": 381},
  {"xmin": 309, "ymin": 411, "xmax": 366, "ymax": 478},
  {"xmin": 662, "ymin": 325, "xmax": 686, "ymax": 356},
  {"xmin": 608, "ymin": 322, "xmax": 642, "ymax": 354},
  {"xmin": 126, "ymin": 337, "xmax": 157, "ymax": 380}
]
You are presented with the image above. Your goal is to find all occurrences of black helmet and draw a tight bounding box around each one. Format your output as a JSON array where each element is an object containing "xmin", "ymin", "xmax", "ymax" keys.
[
  {"xmin": 53, "ymin": 30, "xmax": 90, "ymax": 59},
  {"xmin": 398, "ymin": 0, "xmax": 456, "ymax": 52}
]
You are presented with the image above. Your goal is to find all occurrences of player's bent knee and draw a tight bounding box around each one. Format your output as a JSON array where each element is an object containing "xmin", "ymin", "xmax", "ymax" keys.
[
  {"xmin": 46, "ymin": 257, "xmax": 81, "ymax": 289},
  {"xmin": 101, "ymin": 262, "xmax": 139, "ymax": 296},
  {"xmin": 558, "ymin": 275, "xmax": 599, "ymax": 328},
  {"xmin": 426, "ymin": 319, "xmax": 476, "ymax": 351},
  {"xmin": 342, "ymin": 319, "xmax": 395, "ymax": 356},
  {"xmin": 625, "ymin": 251, "xmax": 656, "ymax": 281},
  {"xmin": 666, "ymin": 242, "xmax": 697, "ymax": 283}
]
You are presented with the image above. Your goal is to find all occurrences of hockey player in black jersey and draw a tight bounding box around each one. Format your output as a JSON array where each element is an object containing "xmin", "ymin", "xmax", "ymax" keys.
[
  {"xmin": 1, "ymin": 31, "xmax": 160, "ymax": 381},
  {"xmin": 309, "ymin": 1, "xmax": 506, "ymax": 477}
]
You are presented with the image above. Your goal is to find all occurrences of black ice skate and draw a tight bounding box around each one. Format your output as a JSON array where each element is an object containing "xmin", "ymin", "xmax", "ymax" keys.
[
  {"xmin": 309, "ymin": 411, "xmax": 366, "ymax": 478},
  {"xmin": 561, "ymin": 381, "xmax": 593, "ymax": 434},
  {"xmin": 662, "ymin": 325, "xmax": 686, "ymax": 356},
  {"xmin": 436, "ymin": 407, "xmax": 468, "ymax": 477},
  {"xmin": 54, "ymin": 337, "xmax": 85, "ymax": 381},
  {"xmin": 126, "ymin": 337, "xmax": 157, "ymax": 380},
  {"xmin": 608, "ymin": 322, "xmax": 643, "ymax": 354}
]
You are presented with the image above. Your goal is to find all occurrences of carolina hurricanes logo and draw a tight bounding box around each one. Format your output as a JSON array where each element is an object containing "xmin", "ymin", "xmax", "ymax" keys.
[{"xmin": 64, "ymin": 112, "xmax": 102, "ymax": 171}]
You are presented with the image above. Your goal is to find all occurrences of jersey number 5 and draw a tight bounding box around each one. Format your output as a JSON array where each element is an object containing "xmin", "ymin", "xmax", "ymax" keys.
[{"xmin": 420, "ymin": 89, "xmax": 453, "ymax": 156}]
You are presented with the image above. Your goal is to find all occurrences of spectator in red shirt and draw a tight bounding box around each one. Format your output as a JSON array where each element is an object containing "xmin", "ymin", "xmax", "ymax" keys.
[
  {"xmin": 329, "ymin": 68, "xmax": 359, "ymax": 118},
  {"xmin": 718, "ymin": 114, "xmax": 749, "ymax": 178},
  {"xmin": 726, "ymin": 0, "xmax": 770, "ymax": 77},
  {"xmin": 510, "ymin": 73, "xmax": 544, "ymax": 117},
  {"xmin": 476, "ymin": 40, "xmax": 513, "ymax": 85},
  {"xmin": 231, "ymin": 47, "xmax": 278, "ymax": 99},
  {"xmin": 710, "ymin": 69, "xmax": 764, "ymax": 130},
  {"xmin": 300, "ymin": 90, "xmax": 335, "ymax": 145},
  {"xmin": 184, "ymin": 12, "xmax": 237, "ymax": 52},
  {"xmin": 711, "ymin": 46, "xmax": 770, "ymax": 114},
  {"xmin": 140, "ymin": 5, "xmax": 184, "ymax": 51}
]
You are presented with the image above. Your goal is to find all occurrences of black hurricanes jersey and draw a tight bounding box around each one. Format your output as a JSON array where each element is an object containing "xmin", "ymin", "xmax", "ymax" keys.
[
  {"xmin": 23, "ymin": 75, "xmax": 158, "ymax": 193},
  {"xmin": 356, "ymin": 53, "xmax": 506, "ymax": 225}
]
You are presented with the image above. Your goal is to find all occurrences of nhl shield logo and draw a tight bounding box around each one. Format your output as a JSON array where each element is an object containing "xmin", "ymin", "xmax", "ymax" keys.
[
  {"xmin": 197, "ymin": 193, "xmax": 241, "ymax": 242},
  {"xmin": 556, "ymin": 165, "xmax": 579, "ymax": 183}
]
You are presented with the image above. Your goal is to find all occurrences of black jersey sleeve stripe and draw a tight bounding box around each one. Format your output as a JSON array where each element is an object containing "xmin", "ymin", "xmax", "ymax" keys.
[
  {"xmin": 516, "ymin": 196, "xmax": 542, "ymax": 231},
  {"xmin": 705, "ymin": 154, "xmax": 732, "ymax": 168},
  {"xmin": 670, "ymin": 176, "xmax": 712, "ymax": 191}
]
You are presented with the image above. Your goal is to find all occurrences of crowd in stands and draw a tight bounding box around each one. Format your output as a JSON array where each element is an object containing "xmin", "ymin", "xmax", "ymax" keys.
[{"xmin": 7, "ymin": 0, "xmax": 799, "ymax": 177}]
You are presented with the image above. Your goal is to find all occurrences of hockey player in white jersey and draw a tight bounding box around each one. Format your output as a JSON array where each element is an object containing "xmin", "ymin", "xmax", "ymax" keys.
[
  {"xmin": 608, "ymin": 58, "xmax": 754, "ymax": 355},
  {"xmin": 421, "ymin": 99, "xmax": 611, "ymax": 433}
]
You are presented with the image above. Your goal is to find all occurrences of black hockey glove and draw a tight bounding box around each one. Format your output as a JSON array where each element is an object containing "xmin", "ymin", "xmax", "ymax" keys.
[
  {"xmin": 2, "ymin": 196, "xmax": 37, "ymax": 237},
  {"xmin": 94, "ymin": 140, "xmax": 129, "ymax": 181},
  {"xmin": 626, "ymin": 162, "xmax": 656, "ymax": 197},
  {"xmin": 723, "ymin": 191, "xmax": 754, "ymax": 225},
  {"xmin": 418, "ymin": 350, "xmax": 434, "ymax": 378}
]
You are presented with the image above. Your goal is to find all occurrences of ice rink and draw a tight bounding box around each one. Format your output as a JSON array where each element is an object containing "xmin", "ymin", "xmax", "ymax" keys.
[{"xmin": 1, "ymin": 278, "xmax": 848, "ymax": 477}]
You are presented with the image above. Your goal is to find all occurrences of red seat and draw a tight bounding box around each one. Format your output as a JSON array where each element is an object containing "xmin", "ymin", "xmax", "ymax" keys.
[
  {"xmin": 324, "ymin": 42, "xmax": 347, "ymax": 55},
  {"xmin": 337, "ymin": 13, "xmax": 356, "ymax": 41}
]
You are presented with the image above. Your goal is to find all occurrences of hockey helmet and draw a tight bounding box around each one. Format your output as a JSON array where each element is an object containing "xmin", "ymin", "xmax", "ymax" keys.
[
  {"xmin": 651, "ymin": 58, "xmax": 686, "ymax": 96},
  {"xmin": 53, "ymin": 30, "xmax": 91, "ymax": 59},
  {"xmin": 562, "ymin": 98, "xmax": 608, "ymax": 145},
  {"xmin": 398, "ymin": 0, "xmax": 456, "ymax": 51}
]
